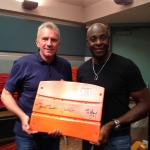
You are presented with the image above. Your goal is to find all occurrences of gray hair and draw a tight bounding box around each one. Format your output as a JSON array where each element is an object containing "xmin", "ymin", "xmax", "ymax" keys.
[{"xmin": 37, "ymin": 21, "xmax": 60, "ymax": 40}]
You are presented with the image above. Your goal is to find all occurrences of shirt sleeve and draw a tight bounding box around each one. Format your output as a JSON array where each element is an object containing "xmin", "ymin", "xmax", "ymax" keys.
[
  {"xmin": 125, "ymin": 60, "xmax": 146, "ymax": 92},
  {"xmin": 5, "ymin": 60, "xmax": 24, "ymax": 93},
  {"xmin": 66, "ymin": 63, "xmax": 72, "ymax": 81}
]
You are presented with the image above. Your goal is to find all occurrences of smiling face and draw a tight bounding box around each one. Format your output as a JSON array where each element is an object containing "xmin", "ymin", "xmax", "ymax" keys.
[
  {"xmin": 87, "ymin": 23, "xmax": 109, "ymax": 63},
  {"xmin": 36, "ymin": 27, "xmax": 60, "ymax": 63}
]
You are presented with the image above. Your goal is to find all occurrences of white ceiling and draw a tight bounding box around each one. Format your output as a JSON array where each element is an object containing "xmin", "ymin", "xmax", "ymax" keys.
[
  {"xmin": 88, "ymin": 2, "xmax": 150, "ymax": 24},
  {"xmin": 1, "ymin": 0, "xmax": 150, "ymax": 24},
  {"xmin": 44, "ymin": 0, "xmax": 150, "ymax": 24}
]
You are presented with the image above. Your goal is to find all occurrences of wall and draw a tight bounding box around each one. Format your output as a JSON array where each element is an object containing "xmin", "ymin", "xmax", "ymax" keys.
[
  {"xmin": 1, "ymin": 14, "xmax": 150, "ymax": 81},
  {"xmin": 111, "ymin": 24, "xmax": 150, "ymax": 85},
  {"xmin": 0, "ymin": 52, "xmax": 83, "ymax": 74},
  {"xmin": 0, "ymin": 15, "xmax": 86, "ymax": 56},
  {"xmin": 0, "ymin": 14, "xmax": 86, "ymax": 73}
]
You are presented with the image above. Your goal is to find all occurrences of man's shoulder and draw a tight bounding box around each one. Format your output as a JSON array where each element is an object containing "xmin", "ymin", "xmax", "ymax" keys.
[
  {"xmin": 112, "ymin": 53, "xmax": 133, "ymax": 64},
  {"xmin": 15, "ymin": 53, "xmax": 37, "ymax": 63},
  {"xmin": 78, "ymin": 59, "xmax": 91, "ymax": 70},
  {"xmin": 56, "ymin": 55, "xmax": 71, "ymax": 65},
  {"xmin": 112, "ymin": 53, "xmax": 139, "ymax": 73}
]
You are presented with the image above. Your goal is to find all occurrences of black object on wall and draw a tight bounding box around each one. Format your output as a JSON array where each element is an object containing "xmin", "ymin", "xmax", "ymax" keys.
[
  {"xmin": 113, "ymin": 0, "xmax": 133, "ymax": 5},
  {"xmin": 0, "ymin": 15, "xmax": 86, "ymax": 56},
  {"xmin": 22, "ymin": 0, "xmax": 38, "ymax": 10}
]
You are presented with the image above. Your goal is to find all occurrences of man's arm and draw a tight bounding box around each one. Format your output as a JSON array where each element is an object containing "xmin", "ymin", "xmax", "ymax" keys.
[
  {"xmin": 98, "ymin": 88, "xmax": 150, "ymax": 145},
  {"xmin": 118, "ymin": 88, "xmax": 150, "ymax": 125},
  {"xmin": 1, "ymin": 88, "xmax": 35, "ymax": 134}
]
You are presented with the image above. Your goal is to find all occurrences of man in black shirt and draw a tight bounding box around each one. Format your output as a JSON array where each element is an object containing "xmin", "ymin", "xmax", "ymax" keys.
[{"xmin": 77, "ymin": 23, "xmax": 150, "ymax": 150}]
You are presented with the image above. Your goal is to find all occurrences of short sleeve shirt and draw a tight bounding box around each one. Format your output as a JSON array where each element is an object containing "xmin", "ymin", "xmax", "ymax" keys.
[{"xmin": 5, "ymin": 52, "xmax": 72, "ymax": 137}]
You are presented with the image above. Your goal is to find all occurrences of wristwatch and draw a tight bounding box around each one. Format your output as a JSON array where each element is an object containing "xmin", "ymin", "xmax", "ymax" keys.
[{"xmin": 112, "ymin": 119, "xmax": 121, "ymax": 129}]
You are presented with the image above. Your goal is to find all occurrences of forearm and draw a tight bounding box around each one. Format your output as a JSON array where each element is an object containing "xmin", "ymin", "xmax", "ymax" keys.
[
  {"xmin": 118, "ymin": 103, "xmax": 147, "ymax": 126},
  {"xmin": 115, "ymin": 88, "xmax": 149, "ymax": 126},
  {"xmin": 1, "ymin": 88, "xmax": 26, "ymax": 120}
]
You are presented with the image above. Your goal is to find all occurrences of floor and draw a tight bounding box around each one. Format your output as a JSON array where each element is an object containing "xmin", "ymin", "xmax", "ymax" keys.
[
  {"xmin": 60, "ymin": 137, "xmax": 82, "ymax": 150},
  {"xmin": 1, "ymin": 110, "xmax": 82, "ymax": 150},
  {"xmin": 0, "ymin": 137, "xmax": 82, "ymax": 150}
]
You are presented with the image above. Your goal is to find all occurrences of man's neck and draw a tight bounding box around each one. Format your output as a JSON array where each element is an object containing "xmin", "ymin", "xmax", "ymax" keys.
[
  {"xmin": 39, "ymin": 52, "xmax": 55, "ymax": 64},
  {"xmin": 94, "ymin": 52, "xmax": 111, "ymax": 64}
]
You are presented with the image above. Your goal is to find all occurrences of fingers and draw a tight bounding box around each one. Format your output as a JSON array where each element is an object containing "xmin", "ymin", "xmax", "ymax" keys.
[
  {"xmin": 22, "ymin": 124, "xmax": 38, "ymax": 134},
  {"xmin": 89, "ymin": 141, "xmax": 99, "ymax": 146},
  {"xmin": 48, "ymin": 129, "xmax": 62, "ymax": 137},
  {"xmin": 97, "ymin": 134, "xmax": 108, "ymax": 146}
]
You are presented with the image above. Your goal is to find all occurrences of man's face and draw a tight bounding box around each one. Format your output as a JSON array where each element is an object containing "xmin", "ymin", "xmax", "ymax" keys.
[
  {"xmin": 36, "ymin": 28, "xmax": 60, "ymax": 61},
  {"xmin": 87, "ymin": 25, "xmax": 109, "ymax": 59}
]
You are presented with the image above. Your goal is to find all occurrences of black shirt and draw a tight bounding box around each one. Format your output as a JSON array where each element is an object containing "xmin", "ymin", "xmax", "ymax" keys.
[{"xmin": 77, "ymin": 53, "xmax": 146, "ymax": 136}]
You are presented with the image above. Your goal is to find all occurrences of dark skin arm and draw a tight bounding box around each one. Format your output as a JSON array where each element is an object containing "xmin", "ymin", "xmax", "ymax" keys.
[{"xmin": 97, "ymin": 88, "xmax": 150, "ymax": 145}]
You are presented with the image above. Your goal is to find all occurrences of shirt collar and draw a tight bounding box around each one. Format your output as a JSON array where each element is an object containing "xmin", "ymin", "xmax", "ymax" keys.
[{"xmin": 36, "ymin": 52, "xmax": 57, "ymax": 65}]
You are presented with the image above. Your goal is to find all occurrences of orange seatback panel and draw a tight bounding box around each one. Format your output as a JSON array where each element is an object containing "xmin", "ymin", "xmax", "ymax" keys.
[
  {"xmin": 30, "ymin": 81, "xmax": 104, "ymax": 143},
  {"xmin": 0, "ymin": 74, "xmax": 9, "ymax": 109},
  {"xmin": 71, "ymin": 67, "xmax": 78, "ymax": 81}
]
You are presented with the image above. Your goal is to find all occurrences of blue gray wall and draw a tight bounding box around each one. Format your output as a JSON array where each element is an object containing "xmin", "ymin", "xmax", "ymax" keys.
[
  {"xmin": 111, "ymin": 24, "xmax": 150, "ymax": 85},
  {"xmin": 0, "ymin": 15, "xmax": 86, "ymax": 56},
  {"xmin": 0, "ymin": 14, "xmax": 150, "ymax": 85},
  {"xmin": 0, "ymin": 15, "xmax": 86, "ymax": 73}
]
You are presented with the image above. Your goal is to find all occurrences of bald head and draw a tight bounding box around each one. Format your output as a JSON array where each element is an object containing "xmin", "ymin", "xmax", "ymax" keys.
[
  {"xmin": 87, "ymin": 23, "xmax": 109, "ymax": 38},
  {"xmin": 86, "ymin": 23, "xmax": 110, "ymax": 62}
]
